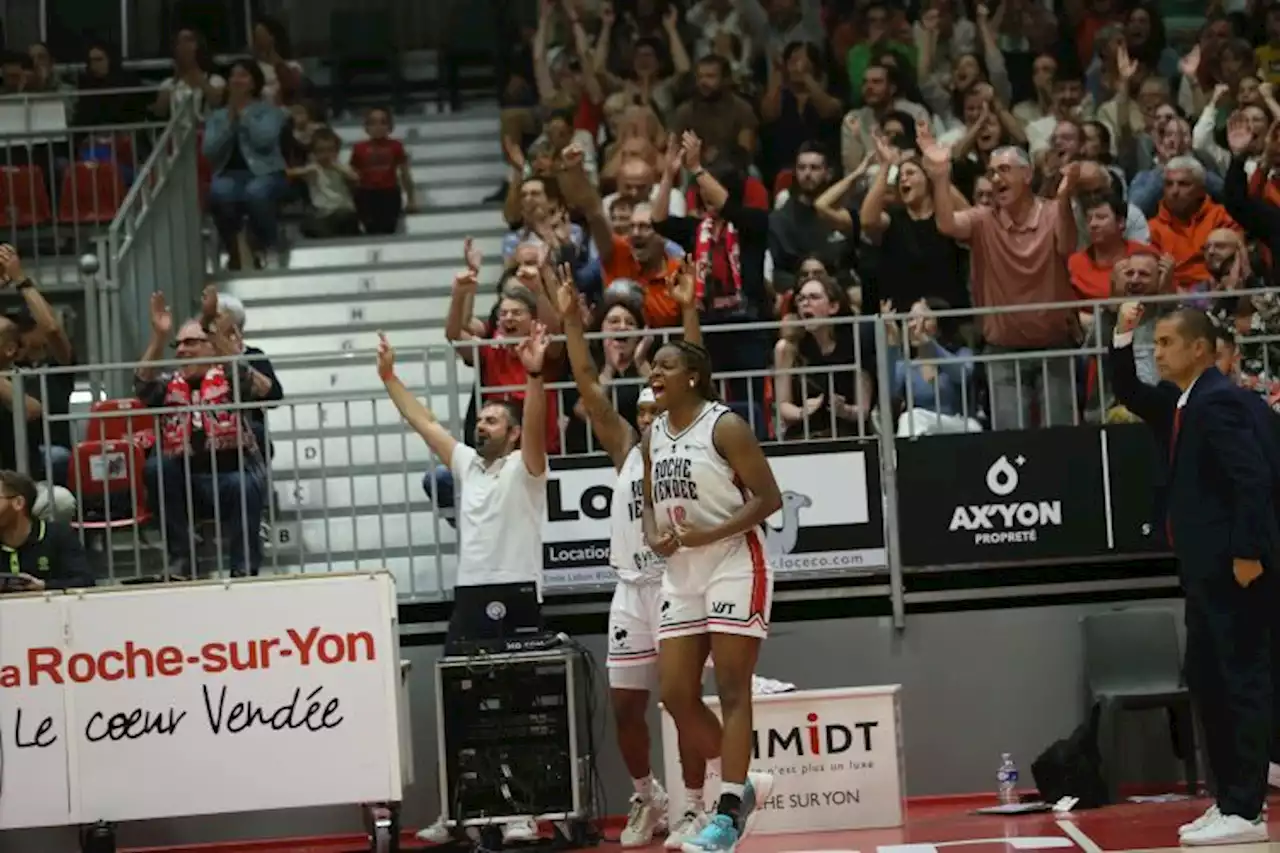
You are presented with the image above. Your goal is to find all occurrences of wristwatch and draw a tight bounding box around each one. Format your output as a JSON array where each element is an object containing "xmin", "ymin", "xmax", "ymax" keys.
[{"xmin": 15, "ymin": 278, "xmax": 33, "ymax": 291}]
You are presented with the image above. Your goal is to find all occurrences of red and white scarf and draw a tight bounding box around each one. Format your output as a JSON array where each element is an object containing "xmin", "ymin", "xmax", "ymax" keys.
[
  {"xmin": 694, "ymin": 215, "xmax": 743, "ymax": 313},
  {"xmin": 160, "ymin": 366, "xmax": 254, "ymax": 458}
]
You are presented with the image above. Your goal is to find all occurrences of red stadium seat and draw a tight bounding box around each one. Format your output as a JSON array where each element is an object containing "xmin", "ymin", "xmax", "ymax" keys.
[
  {"xmin": 0, "ymin": 165, "xmax": 52, "ymax": 228},
  {"xmin": 88, "ymin": 398, "xmax": 156, "ymax": 450},
  {"xmin": 58, "ymin": 161, "xmax": 126, "ymax": 224},
  {"xmin": 67, "ymin": 439, "xmax": 153, "ymax": 532}
]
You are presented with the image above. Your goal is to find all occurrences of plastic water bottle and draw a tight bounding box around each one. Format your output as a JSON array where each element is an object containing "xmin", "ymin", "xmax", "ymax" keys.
[{"xmin": 997, "ymin": 753, "xmax": 1019, "ymax": 805}]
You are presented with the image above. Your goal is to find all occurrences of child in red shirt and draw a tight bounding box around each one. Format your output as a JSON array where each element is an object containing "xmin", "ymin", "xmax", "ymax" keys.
[{"xmin": 349, "ymin": 107, "xmax": 417, "ymax": 234}]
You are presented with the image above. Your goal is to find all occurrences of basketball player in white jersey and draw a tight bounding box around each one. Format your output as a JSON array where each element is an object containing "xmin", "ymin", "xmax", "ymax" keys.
[
  {"xmin": 552, "ymin": 262, "xmax": 711, "ymax": 848},
  {"xmin": 642, "ymin": 340, "xmax": 782, "ymax": 853}
]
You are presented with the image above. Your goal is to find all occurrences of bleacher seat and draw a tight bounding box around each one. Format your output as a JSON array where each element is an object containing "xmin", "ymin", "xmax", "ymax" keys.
[
  {"xmin": 58, "ymin": 161, "xmax": 126, "ymax": 225},
  {"xmin": 68, "ymin": 439, "xmax": 153, "ymax": 533},
  {"xmin": 88, "ymin": 398, "xmax": 157, "ymax": 450},
  {"xmin": 0, "ymin": 165, "xmax": 52, "ymax": 228}
]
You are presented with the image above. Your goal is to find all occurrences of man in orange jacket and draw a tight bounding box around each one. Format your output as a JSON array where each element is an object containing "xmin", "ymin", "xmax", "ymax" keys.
[{"xmin": 1147, "ymin": 156, "xmax": 1242, "ymax": 292}]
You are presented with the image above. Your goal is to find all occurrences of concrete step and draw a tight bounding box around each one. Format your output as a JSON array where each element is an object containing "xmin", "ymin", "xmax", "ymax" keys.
[
  {"xmin": 272, "ymin": 430, "xmax": 435, "ymax": 473},
  {"xmin": 408, "ymin": 159, "xmax": 507, "ymax": 187},
  {"xmin": 269, "ymin": 361, "xmax": 467, "ymax": 401},
  {"xmin": 331, "ymin": 112, "xmax": 498, "ymax": 145},
  {"xmin": 229, "ymin": 264, "xmax": 462, "ymax": 302},
  {"xmin": 414, "ymin": 183, "xmax": 501, "ymax": 208},
  {"xmin": 273, "ymin": 469, "xmax": 432, "ymax": 514},
  {"xmin": 404, "ymin": 138, "xmax": 503, "ymax": 163},
  {"xmin": 249, "ymin": 327, "xmax": 454, "ymax": 359},
  {"xmin": 268, "ymin": 554, "xmax": 458, "ymax": 600},
  {"xmin": 250, "ymin": 294, "xmax": 455, "ymax": 333},
  {"xmin": 265, "ymin": 392, "xmax": 471, "ymax": 435},
  {"xmin": 402, "ymin": 209, "xmax": 506, "ymax": 237},
  {"xmin": 285, "ymin": 232, "xmax": 502, "ymax": 270}
]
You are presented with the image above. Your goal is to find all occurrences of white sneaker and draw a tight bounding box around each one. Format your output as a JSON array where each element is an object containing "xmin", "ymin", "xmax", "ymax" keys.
[
  {"xmin": 751, "ymin": 675, "xmax": 797, "ymax": 695},
  {"xmin": 1179, "ymin": 805, "xmax": 1220, "ymax": 837},
  {"xmin": 1269, "ymin": 762, "xmax": 1280, "ymax": 789},
  {"xmin": 742, "ymin": 771, "xmax": 775, "ymax": 837},
  {"xmin": 1179, "ymin": 813, "xmax": 1267, "ymax": 846},
  {"xmin": 502, "ymin": 817, "xmax": 539, "ymax": 844},
  {"xmin": 415, "ymin": 816, "xmax": 451, "ymax": 843},
  {"xmin": 620, "ymin": 786, "xmax": 669, "ymax": 848},
  {"xmin": 666, "ymin": 809, "xmax": 708, "ymax": 850}
]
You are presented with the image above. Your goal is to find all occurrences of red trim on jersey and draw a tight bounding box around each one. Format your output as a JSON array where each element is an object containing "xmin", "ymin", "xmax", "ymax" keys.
[{"xmin": 745, "ymin": 528, "xmax": 768, "ymax": 618}]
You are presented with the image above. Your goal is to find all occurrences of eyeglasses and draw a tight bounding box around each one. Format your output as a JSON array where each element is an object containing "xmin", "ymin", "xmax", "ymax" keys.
[{"xmin": 173, "ymin": 337, "xmax": 210, "ymax": 348}]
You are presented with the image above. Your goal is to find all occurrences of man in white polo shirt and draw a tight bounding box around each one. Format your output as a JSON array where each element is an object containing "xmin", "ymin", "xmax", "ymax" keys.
[{"xmin": 376, "ymin": 327, "xmax": 549, "ymax": 845}]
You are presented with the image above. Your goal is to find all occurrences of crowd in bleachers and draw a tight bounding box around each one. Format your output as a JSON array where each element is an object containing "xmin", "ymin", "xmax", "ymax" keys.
[{"xmin": 460, "ymin": 0, "xmax": 1280, "ymax": 448}]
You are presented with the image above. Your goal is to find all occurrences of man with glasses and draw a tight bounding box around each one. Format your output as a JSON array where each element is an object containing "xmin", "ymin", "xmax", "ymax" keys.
[
  {"xmin": 135, "ymin": 293, "xmax": 266, "ymax": 578},
  {"xmin": 0, "ymin": 469, "xmax": 92, "ymax": 592}
]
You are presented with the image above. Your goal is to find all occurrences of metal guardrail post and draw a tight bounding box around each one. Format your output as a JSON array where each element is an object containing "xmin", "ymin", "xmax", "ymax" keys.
[
  {"xmin": 872, "ymin": 320, "xmax": 906, "ymax": 630},
  {"xmin": 11, "ymin": 372, "xmax": 29, "ymax": 476}
]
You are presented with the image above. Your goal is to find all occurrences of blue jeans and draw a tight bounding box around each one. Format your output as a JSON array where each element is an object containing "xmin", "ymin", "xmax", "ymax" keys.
[
  {"xmin": 422, "ymin": 465, "xmax": 457, "ymax": 529},
  {"xmin": 208, "ymin": 170, "xmax": 287, "ymax": 251},
  {"xmin": 144, "ymin": 454, "xmax": 266, "ymax": 576},
  {"xmin": 36, "ymin": 444, "xmax": 72, "ymax": 487}
]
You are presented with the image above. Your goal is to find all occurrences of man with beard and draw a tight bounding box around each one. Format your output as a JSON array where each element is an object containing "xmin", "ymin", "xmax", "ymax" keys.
[
  {"xmin": 768, "ymin": 142, "xmax": 848, "ymax": 294},
  {"xmin": 670, "ymin": 55, "xmax": 758, "ymax": 160},
  {"xmin": 840, "ymin": 61, "xmax": 931, "ymax": 169},
  {"xmin": 380, "ymin": 327, "xmax": 549, "ymax": 846},
  {"xmin": 1026, "ymin": 68, "xmax": 1090, "ymax": 156},
  {"xmin": 1146, "ymin": 156, "xmax": 1240, "ymax": 292},
  {"xmin": 0, "ymin": 470, "xmax": 92, "ymax": 593}
]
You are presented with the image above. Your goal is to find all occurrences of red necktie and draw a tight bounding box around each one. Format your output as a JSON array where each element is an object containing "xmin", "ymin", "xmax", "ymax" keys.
[{"xmin": 1167, "ymin": 407, "xmax": 1183, "ymax": 547}]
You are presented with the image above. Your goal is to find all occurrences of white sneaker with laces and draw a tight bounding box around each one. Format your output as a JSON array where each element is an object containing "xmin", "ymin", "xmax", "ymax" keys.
[
  {"xmin": 415, "ymin": 816, "xmax": 451, "ymax": 843},
  {"xmin": 1179, "ymin": 805, "xmax": 1220, "ymax": 837},
  {"xmin": 1269, "ymin": 762, "xmax": 1280, "ymax": 789},
  {"xmin": 666, "ymin": 809, "xmax": 708, "ymax": 850},
  {"xmin": 1179, "ymin": 813, "xmax": 1267, "ymax": 846},
  {"xmin": 502, "ymin": 817, "xmax": 539, "ymax": 844},
  {"xmin": 620, "ymin": 785, "xmax": 670, "ymax": 848}
]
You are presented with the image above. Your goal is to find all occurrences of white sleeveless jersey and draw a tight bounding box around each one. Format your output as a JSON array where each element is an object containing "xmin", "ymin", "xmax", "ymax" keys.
[
  {"xmin": 611, "ymin": 445, "xmax": 664, "ymax": 584},
  {"xmin": 650, "ymin": 402, "xmax": 749, "ymax": 570}
]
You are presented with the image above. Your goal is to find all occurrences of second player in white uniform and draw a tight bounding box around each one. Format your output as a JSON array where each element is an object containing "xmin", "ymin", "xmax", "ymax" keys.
[
  {"xmin": 552, "ymin": 261, "xmax": 710, "ymax": 849},
  {"xmin": 608, "ymin": 441, "xmax": 668, "ymax": 676}
]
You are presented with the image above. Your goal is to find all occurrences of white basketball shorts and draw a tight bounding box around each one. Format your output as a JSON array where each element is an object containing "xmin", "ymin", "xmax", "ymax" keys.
[
  {"xmin": 606, "ymin": 579, "xmax": 664, "ymax": 690},
  {"xmin": 657, "ymin": 529, "xmax": 772, "ymax": 641}
]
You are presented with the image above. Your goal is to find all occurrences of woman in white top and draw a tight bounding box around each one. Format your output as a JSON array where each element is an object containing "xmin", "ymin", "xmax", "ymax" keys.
[
  {"xmin": 642, "ymin": 339, "xmax": 781, "ymax": 853},
  {"xmin": 153, "ymin": 28, "xmax": 226, "ymax": 120},
  {"xmin": 554, "ymin": 261, "xmax": 708, "ymax": 850}
]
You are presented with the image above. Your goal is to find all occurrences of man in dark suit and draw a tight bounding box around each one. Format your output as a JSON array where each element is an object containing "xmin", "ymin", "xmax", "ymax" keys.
[{"xmin": 1110, "ymin": 303, "xmax": 1276, "ymax": 846}]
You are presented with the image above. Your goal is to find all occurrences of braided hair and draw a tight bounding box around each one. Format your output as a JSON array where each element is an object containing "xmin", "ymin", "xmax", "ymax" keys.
[{"xmin": 661, "ymin": 339, "xmax": 720, "ymax": 402}]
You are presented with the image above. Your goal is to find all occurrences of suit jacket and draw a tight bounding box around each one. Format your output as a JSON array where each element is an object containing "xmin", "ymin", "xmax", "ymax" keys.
[{"xmin": 1110, "ymin": 340, "xmax": 1280, "ymax": 579}]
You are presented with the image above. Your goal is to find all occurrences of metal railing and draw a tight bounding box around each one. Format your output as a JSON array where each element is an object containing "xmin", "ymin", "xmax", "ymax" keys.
[
  {"xmin": 0, "ymin": 86, "xmax": 172, "ymax": 296},
  {"xmin": 7, "ymin": 287, "xmax": 1264, "ymax": 609},
  {"xmin": 91, "ymin": 96, "xmax": 204, "ymax": 393}
]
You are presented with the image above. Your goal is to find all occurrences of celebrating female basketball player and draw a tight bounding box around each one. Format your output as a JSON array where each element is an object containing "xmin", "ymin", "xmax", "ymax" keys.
[
  {"xmin": 642, "ymin": 340, "xmax": 782, "ymax": 853},
  {"xmin": 553, "ymin": 261, "xmax": 710, "ymax": 848}
]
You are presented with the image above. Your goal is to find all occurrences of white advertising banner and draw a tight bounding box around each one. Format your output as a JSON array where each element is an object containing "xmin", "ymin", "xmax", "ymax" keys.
[
  {"xmin": 660, "ymin": 686, "xmax": 905, "ymax": 834},
  {"xmin": 0, "ymin": 573, "xmax": 404, "ymax": 829},
  {"xmin": 542, "ymin": 444, "xmax": 887, "ymax": 588}
]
